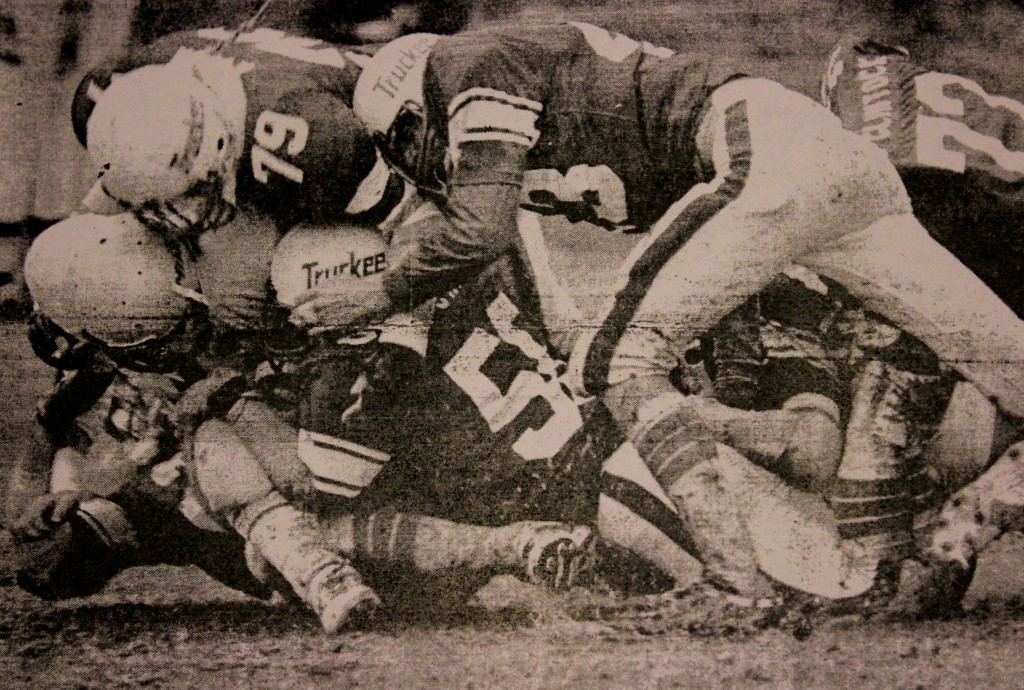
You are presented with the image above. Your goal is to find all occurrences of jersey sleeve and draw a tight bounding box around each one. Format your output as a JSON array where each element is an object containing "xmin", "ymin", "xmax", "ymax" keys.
[
  {"xmin": 824, "ymin": 37, "xmax": 1024, "ymax": 189},
  {"xmin": 383, "ymin": 35, "xmax": 542, "ymax": 307},
  {"xmin": 295, "ymin": 341, "xmax": 423, "ymax": 501},
  {"xmin": 425, "ymin": 33, "xmax": 544, "ymax": 170},
  {"xmin": 821, "ymin": 38, "xmax": 921, "ymax": 166}
]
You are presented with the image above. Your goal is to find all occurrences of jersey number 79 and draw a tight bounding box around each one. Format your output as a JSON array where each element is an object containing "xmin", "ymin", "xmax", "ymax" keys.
[{"xmin": 251, "ymin": 110, "xmax": 308, "ymax": 184}]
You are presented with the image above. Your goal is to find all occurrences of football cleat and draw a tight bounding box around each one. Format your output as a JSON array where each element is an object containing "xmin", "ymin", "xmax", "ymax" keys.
[
  {"xmin": 232, "ymin": 492, "xmax": 381, "ymax": 633},
  {"xmin": 890, "ymin": 554, "xmax": 976, "ymax": 620},
  {"xmin": 315, "ymin": 574, "xmax": 382, "ymax": 634},
  {"xmin": 883, "ymin": 442, "xmax": 1024, "ymax": 619},
  {"xmin": 513, "ymin": 522, "xmax": 596, "ymax": 591}
]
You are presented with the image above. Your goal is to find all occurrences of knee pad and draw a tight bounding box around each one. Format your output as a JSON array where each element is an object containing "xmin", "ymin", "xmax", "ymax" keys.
[{"xmin": 192, "ymin": 418, "xmax": 274, "ymax": 514}]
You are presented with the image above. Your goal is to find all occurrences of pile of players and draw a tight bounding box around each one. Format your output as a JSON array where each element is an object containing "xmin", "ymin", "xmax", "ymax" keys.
[{"xmin": 5, "ymin": 19, "xmax": 1024, "ymax": 636}]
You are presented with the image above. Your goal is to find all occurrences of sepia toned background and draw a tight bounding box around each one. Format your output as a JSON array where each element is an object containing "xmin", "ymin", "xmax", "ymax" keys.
[{"xmin": 2, "ymin": 0, "xmax": 1024, "ymax": 686}]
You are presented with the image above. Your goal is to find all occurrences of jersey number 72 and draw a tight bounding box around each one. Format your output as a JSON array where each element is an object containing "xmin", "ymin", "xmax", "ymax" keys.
[{"xmin": 914, "ymin": 72, "xmax": 1024, "ymax": 181}]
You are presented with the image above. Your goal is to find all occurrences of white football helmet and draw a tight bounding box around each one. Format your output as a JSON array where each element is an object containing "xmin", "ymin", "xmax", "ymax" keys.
[
  {"xmin": 271, "ymin": 223, "xmax": 389, "ymax": 308},
  {"xmin": 86, "ymin": 51, "xmax": 247, "ymax": 236},
  {"xmin": 24, "ymin": 214, "xmax": 196, "ymax": 347},
  {"xmin": 352, "ymin": 33, "xmax": 441, "ymax": 187}
]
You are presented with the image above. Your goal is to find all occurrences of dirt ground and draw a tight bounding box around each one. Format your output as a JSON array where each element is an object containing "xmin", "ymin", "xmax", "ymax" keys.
[{"xmin": 5, "ymin": 0, "xmax": 1024, "ymax": 687}]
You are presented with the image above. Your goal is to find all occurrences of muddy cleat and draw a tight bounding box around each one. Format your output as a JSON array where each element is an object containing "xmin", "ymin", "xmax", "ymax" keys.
[
  {"xmin": 895, "ymin": 440, "xmax": 1024, "ymax": 618},
  {"xmin": 317, "ymin": 579, "xmax": 382, "ymax": 634},
  {"xmin": 513, "ymin": 522, "xmax": 596, "ymax": 591},
  {"xmin": 232, "ymin": 492, "xmax": 381, "ymax": 633},
  {"xmin": 891, "ymin": 554, "xmax": 976, "ymax": 620},
  {"xmin": 791, "ymin": 558, "xmax": 904, "ymax": 621}
]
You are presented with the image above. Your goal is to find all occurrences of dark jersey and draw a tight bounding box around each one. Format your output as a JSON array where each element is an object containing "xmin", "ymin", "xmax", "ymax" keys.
[
  {"xmin": 399, "ymin": 247, "xmax": 617, "ymax": 525},
  {"xmin": 305, "ymin": 234, "xmax": 618, "ymax": 526},
  {"xmin": 424, "ymin": 21, "xmax": 723, "ymax": 230},
  {"xmin": 72, "ymin": 28, "xmax": 405, "ymax": 228},
  {"xmin": 383, "ymin": 22, "xmax": 738, "ymax": 306},
  {"xmin": 824, "ymin": 38, "xmax": 1024, "ymax": 315}
]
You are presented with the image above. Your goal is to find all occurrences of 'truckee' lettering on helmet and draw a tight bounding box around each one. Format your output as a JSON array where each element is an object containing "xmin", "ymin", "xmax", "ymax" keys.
[
  {"xmin": 370, "ymin": 36, "xmax": 436, "ymax": 99},
  {"xmin": 302, "ymin": 250, "xmax": 389, "ymax": 289}
]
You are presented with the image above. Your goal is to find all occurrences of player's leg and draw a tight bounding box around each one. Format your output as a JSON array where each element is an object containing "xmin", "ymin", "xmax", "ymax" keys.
[
  {"xmin": 800, "ymin": 212, "xmax": 1024, "ymax": 421},
  {"xmin": 314, "ymin": 509, "xmax": 594, "ymax": 592},
  {"xmin": 904, "ymin": 437, "xmax": 1024, "ymax": 616},
  {"xmin": 829, "ymin": 355, "xmax": 955, "ymax": 562},
  {"xmin": 798, "ymin": 213, "xmax": 1024, "ymax": 569},
  {"xmin": 191, "ymin": 415, "xmax": 381, "ymax": 632},
  {"xmin": 223, "ymin": 396, "xmax": 595, "ymax": 593},
  {"xmin": 577, "ymin": 76, "xmax": 1024, "ymax": 579}
]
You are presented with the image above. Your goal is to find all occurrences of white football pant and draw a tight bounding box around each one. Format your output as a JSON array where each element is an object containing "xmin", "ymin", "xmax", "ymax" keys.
[{"xmin": 576, "ymin": 77, "xmax": 1024, "ymax": 420}]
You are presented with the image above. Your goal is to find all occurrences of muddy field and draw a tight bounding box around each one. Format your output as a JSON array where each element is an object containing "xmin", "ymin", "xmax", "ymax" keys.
[{"xmin": 4, "ymin": 0, "xmax": 1024, "ymax": 687}]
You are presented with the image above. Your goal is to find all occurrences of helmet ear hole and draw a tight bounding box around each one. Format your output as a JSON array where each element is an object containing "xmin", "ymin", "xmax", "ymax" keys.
[{"xmin": 353, "ymin": 33, "xmax": 440, "ymax": 152}]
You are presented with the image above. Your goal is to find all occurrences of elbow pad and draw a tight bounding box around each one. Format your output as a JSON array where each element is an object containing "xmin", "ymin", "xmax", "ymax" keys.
[{"xmin": 449, "ymin": 140, "xmax": 529, "ymax": 187}]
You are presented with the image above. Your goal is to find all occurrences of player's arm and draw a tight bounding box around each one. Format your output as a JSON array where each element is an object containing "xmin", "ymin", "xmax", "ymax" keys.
[
  {"xmin": 382, "ymin": 37, "xmax": 542, "ymax": 308},
  {"xmin": 9, "ymin": 491, "xmax": 137, "ymax": 600}
]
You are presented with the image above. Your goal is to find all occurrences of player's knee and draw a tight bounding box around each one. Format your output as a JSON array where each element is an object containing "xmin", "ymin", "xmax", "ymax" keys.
[
  {"xmin": 602, "ymin": 375, "xmax": 680, "ymax": 430},
  {"xmin": 192, "ymin": 419, "xmax": 275, "ymax": 514}
]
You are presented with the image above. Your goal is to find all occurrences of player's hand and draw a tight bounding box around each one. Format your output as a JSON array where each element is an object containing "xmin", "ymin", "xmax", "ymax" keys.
[
  {"xmin": 171, "ymin": 368, "xmax": 245, "ymax": 440},
  {"xmin": 289, "ymin": 274, "xmax": 395, "ymax": 332},
  {"xmin": 9, "ymin": 490, "xmax": 94, "ymax": 541}
]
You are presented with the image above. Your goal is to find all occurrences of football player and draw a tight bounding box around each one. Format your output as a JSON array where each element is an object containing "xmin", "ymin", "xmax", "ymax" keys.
[
  {"xmin": 6, "ymin": 213, "xmax": 390, "ymax": 631},
  {"xmin": 822, "ymin": 37, "xmax": 1024, "ymax": 616},
  {"xmin": 8, "ymin": 213, "xmax": 596, "ymax": 630},
  {"xmin": 74, "ymin": 26, "xmax": 402, "ymax": 235},
  {"xmin": 68, "ymin": 19, "xmax": 604, "ymax": 608},
  {"xmin": 4, "ymin": 214, "xmax": 282, "ymax": 605},
  {"xmin": 69, "ymin": 26, "xmax": 415, "ymax": 336},
  {"xmin": 294, "ymin": 22, "xmax": 1024, "ymax": 595},
  {"xmin": 278, "ymin": 202, "xmax": 900, "ymax": 635}
]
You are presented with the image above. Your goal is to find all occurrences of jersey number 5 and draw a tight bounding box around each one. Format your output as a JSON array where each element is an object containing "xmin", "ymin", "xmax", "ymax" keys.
[
  {"xmin": 252, "ymin": 110, "xmax": 309, "ymax": 184},
  {"xmin": 915, "ymin": 72, "xmax": 1024, "ymax": 180},
  {"xmin": 444, "ymin": 292, "xmax": 584, "ymax": 461}
]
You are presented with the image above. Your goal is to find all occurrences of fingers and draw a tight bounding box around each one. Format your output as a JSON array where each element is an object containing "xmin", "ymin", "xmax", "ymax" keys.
[
  {"xmin": 23, "ymin": 496, "xmax": 58, "ymax": 539},
  {"xmin": 12, "ymin": 493, "xmax": 74, "ymax": 540},
  {"xmin": 289, "ymin": 300, "xmax": 319, "ymax": 328},
  {"xmin": 50, "ymin": 491, "xmax": 81, "ymax": 524}
]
